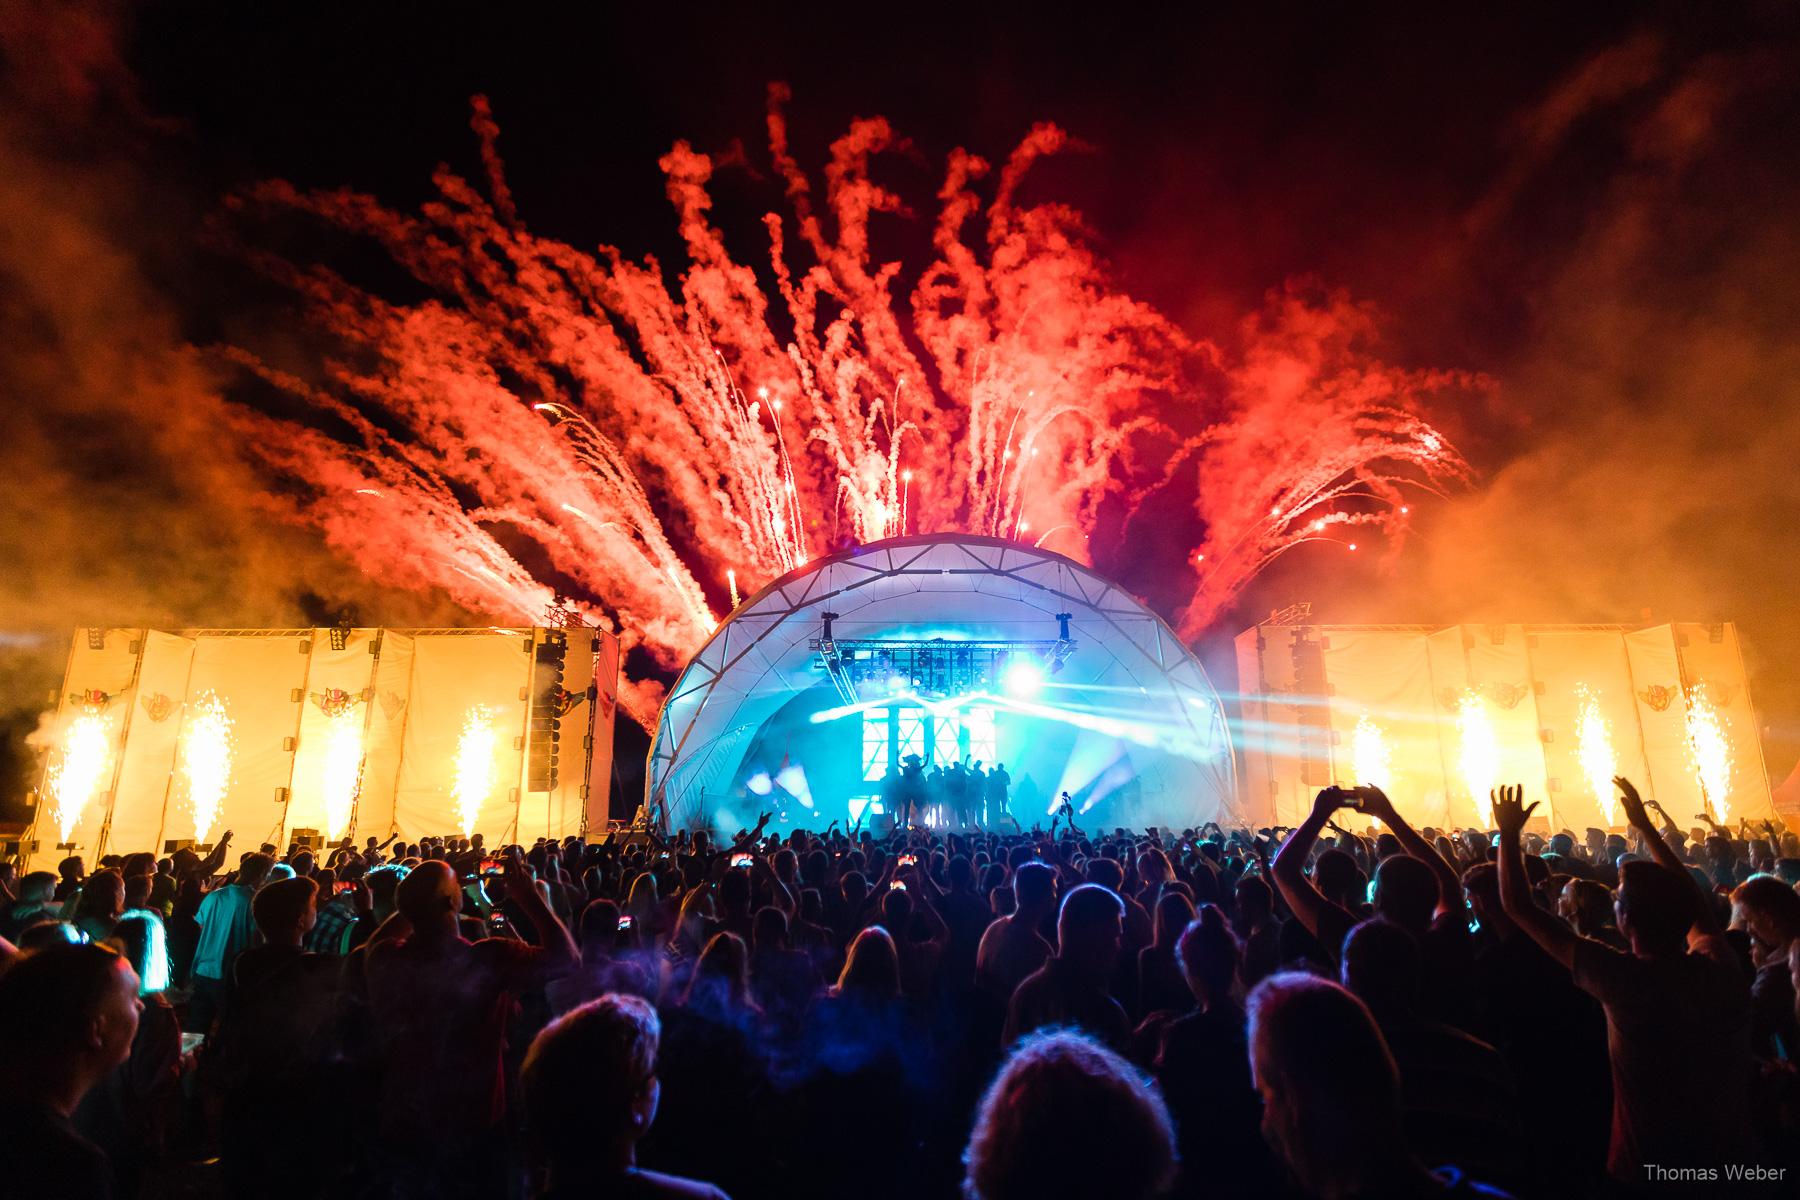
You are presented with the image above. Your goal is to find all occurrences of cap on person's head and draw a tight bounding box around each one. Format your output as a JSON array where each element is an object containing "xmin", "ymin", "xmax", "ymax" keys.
[
  {"xmin": 522, "ymin": 994, "xmax": 661, "ymax": 1157},
  {"xmin": 962, "ymin": 1028, "xmax": 1175, "ymax": 1200},
  {"xmin": 395, "ymin": 860, "xmax": 461, "ymax": 924},
  {"xmin": 251, "ymin": 877, "xmax": 319, "ymax": 938}
]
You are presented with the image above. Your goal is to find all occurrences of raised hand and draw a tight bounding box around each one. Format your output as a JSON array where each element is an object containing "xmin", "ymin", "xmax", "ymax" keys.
[
  {"xmin": 1356, "ymin": 785, "xmax": 1399, "ymax": 824},
  {"xmin": 1612, "ymin": 776, "xmax": 1649, "ymax": 829},
  {"xmin": 1492, "ymin": 784, "xmax": 1537, "ymax": 840},
  {"xmin": 1311, "ymin": 786, "xmax": 1350, "ymax": 819}
]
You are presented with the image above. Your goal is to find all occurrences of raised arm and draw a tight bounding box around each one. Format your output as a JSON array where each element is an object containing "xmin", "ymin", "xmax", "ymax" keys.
[
  {"xmin": 1358, "ymin": 787, "xmax": 1467, "ymax": 922},
  {"xmin": 1270, "ymin": 789, "xmax": 1357, "ymax": 955},
  {"xmin": 504, "ymin": 854, "xmax": 578, "ymax": 969},
  {"xmin": 1615, "ymin": 776, "xmax": 1723, "ymax": 940},
  {"xmin": 1493, "ymin": 785, "xmax": 1578, "ymax": 969},
  {"xmin": 198, "ymin": 830, "xmax": 234, "ymax": 878},
  {"xmin": 728, "ymin": 812, "xmax": 773, "ymax": 856},
  {"xmin": 752, "ymin": 854, "xmax": 796, "ymax": 916},
  {"xmin": 903, "ymin": 862, "xmax": 950, "ymax": 949}
]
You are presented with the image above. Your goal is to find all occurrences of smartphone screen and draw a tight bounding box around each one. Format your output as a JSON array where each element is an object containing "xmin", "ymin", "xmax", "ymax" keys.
[
  {"xmin": 730, "ymin": 853, "xmax": 752, "ymax": 869},
  {"xmin": 889, "ymin": 880, "xmax": 907, "ymax": 892},
  {"xmin": 617, "ymin": 915, "xmax": 634, "ymax": 931}
]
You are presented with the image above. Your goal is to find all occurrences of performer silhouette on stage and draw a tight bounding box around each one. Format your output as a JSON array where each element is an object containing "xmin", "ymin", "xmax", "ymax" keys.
[
  {"xmin": 986, "ymin": 762, "xmax": 1011, "ymax": 824},
  {"xmin": 896, "ymin": 753, "xmax": 927, "ymax": 827}
]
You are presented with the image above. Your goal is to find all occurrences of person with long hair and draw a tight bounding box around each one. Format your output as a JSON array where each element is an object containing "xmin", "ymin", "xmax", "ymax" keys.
[
  {"xmin": 1138, "ymin": 890, "xmax": 1197, "ymax": 1018},
  {"xmin": 659, "ymin": 887, "xmax": 719, "ymax": 1002},
  {"xmin": 833, "ymin": 925, "xmax": 902, "ymax": 1003},
  {"xmin": 963, "ymin": 1028, "xmax": 1176, "ymax": 1200},
  {"xmin": 681, "ymin": 931, "xmax": 759, "ymax": 1018},
  {"xmin": 648, "ymin": 932, "xmax": 765, "ymax": 1195},
  {"xmin": 71, "ymin": 869, "xmax": 125, "ymax": 945}
]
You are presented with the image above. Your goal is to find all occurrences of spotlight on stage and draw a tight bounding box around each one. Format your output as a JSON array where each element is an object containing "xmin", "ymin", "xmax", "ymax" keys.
[{"xmin": 1002, "ymin": 658, "xmax": 1045, "ymax": 698}]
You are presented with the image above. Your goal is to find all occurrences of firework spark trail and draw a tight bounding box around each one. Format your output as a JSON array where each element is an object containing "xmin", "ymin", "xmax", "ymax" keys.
[
  {"xmin": 229, "ymin": 94, "xmax": 1475, "ymax": 723},
  {"xmin": 453, "ymin": 704, "xmax": 499, "ymax": 835},
  {"xmin": 47, "ymin": 712, "xmax": 111, "ymax": 845},
  {"xmin": 1684, "ymin": 684, "xmax": 1732, "ymax": 823},
  {"xmin": 1455, "ymin": 690, "xmax": 1499, "ymax": 828},
  {"xmin": 181, "ymin": 691, "xmax": 235, "ymax": 844},
  {"xmin": 1573, "ymin": 684, "xmax": 1619, "ymax": 824}
]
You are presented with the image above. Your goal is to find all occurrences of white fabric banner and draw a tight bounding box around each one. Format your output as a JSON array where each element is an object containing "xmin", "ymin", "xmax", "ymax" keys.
[
  {"xmin": 1672, "ymin": 622, "xmax": 1772, "ymax": 821},
  {"xmin": 355, "ymin": 632, "xmax": 415, "ymax": 840},
  {"xmin": 284, "ymin": 630, "xmax": 382, "ymax": 846},
  {"xmin": 1320, "ymin": 630, "xmax": 1451, "ymax": 828},
  {"xmin": 174, "ymin": 634, "xmax": 311, "ymax": 850},
  {"xmin": 106, "ymin": 632, "xmax": 197, "ymax": 861},
  {"xmin": 394, "ymin": 633, "xmax": 531, "ymax": 840},
  {"xmin": 30, "ymin": 630, "xmax": 144, "ymax": 869},
  {"xmin": 1622, "ymin": 626, "xmax": 1699, "ymax": 817},
  {"xmin": 1525, "ymin": 630, "xmax": 1649, "ymax": 833}
]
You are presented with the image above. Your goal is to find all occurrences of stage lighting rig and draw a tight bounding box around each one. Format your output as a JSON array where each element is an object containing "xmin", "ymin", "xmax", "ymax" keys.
[{"xmin": 809, "ymin": 613, "xmax": 1077, "ymax": 702}]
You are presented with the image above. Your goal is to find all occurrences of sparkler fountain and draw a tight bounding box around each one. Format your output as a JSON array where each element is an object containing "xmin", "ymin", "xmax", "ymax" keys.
[
  {"xmin": 1350, "ymin": 714, "xmax": 1392, "ymax": 792},
  {"xmin": 319, "ymin": 709, "xmax": 365, "ymax": 844},
  {"xmin": 228, "ymin": 91, "xmax": 1475, "ymax": 725},
  {"xmin": 1574, "ymin": 684, "xmax": 1620, "ymax": 825},
  {"xmin": 1455, "ymin": 690, "xmax": 1499, "ymax": 827},
  {"xmin": 180, "ymin": 691, "xmax": 235, "ymax": 845},
  {"xmin": 47, "ymin": 712, "xmax": 112, "ymax": 846},
  {"xmin": 454, "ymin": 705, "xmax": 499, "ymax": 837},
  {"xmin": 1685, "ymin": 684, "xmax": 1733, "ymax": 823}
]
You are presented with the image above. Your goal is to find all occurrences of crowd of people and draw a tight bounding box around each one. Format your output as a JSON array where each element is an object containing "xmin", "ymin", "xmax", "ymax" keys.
[{"xmin": 1, "ymin": 777, "xmax": 1797, "ymax": 1198}]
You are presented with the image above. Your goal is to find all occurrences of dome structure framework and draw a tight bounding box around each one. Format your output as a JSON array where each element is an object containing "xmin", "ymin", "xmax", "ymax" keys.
[{"xmin": 648, "ymin": 535, "xmax": 1236, "ymax": 833}]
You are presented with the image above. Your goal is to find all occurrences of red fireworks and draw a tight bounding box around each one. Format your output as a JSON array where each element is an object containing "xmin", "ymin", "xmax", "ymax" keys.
[{"xmin": 226, "ymin": 88, "xmax": 1475, "ymax": 725}]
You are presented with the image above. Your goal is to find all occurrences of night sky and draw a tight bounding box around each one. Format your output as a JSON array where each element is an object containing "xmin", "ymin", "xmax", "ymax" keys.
[{"xmin": 3, "ymin": 2, "xmax": 1797, "ymax": 813}]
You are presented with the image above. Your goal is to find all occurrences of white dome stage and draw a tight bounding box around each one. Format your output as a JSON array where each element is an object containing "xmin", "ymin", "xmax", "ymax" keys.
[{"xmin": 647, "ymin": 535, "xmax": 1236, "ymax": 833}]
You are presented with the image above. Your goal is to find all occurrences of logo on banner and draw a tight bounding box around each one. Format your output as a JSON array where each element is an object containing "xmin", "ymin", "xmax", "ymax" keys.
[
  {"xmin": 68, "ymin": 688, "xmax": 113, "ymax": 714},
  {"xmin": 1481, "ymin": 682, "xmax": 1528, "ymax": 710},
  {"xmin": 139, "ymin": 692, "xmax": 175, "ymax": 723},
  {"xmin": 1437, "ymin": 683, "xmax": 1528, "ymax": 711},
  {"xmin": 1638, "ymin": 685, "xmax": 1677, "ymax": 712},
  {"xmin": 378, "ymin": 690, "xmax": 408, "ymax": 722},
  {"xmin": 310, "ymin": 688, "xmax": 364, "ymax": 719}
]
